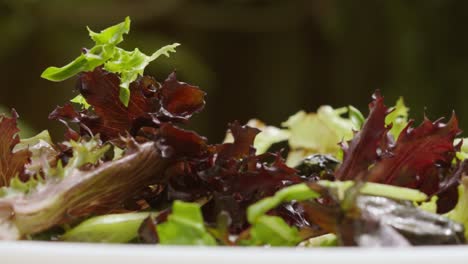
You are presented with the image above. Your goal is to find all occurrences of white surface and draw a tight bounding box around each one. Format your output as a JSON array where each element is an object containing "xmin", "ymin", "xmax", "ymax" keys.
[{"xmin": 1, "ymin": 242, "xmax": 468, "ymax": 264}]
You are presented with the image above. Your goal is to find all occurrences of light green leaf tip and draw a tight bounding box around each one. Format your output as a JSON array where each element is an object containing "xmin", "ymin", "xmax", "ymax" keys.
[
  {"xmin": 105, "ymin": 44, "xmax": 180, "ymax": 106},
  {"xmin": 87, "ymin": 16, "xmax": 130, "ymax": 45},
  {"xmin": 157, "ymin": 201, "xmax": 216, "ymax": 246},
  {"xmin": 71, "ymin": 95, "xmax": 91, "ymax": 109},
  {"xmin": 348, "ymin": 105, "xmax": 365, "ymax": 129},
  {"xmin": 149, "ymin": 43, "xmax": 180, "ymax": 61},
  {"xmin": 14, "ymin": 130, "xmax": 53, "ymax": 152},
  {"xmin": 385, "ymin": 97, "xmax": 409, "ymax": 139}
]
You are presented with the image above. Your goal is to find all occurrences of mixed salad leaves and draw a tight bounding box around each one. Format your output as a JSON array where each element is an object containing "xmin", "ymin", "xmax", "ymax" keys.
[{"xmin": 1, "ymin": 17, "xmax": 468, "ymax": 246}]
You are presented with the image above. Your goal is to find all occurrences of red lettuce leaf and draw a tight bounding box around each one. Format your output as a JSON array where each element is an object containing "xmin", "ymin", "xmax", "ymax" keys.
[
  {"xmin": 48, "ymin": 103, "xmax": 82, "ymax": 141},
  {"xmin": 50, "ymin": 68, "xmax": 205, "ymax": 142},
  {"xmin": 335, "ymin": 92, "xmax": 389, "ymax": 180},
  {"xmin": 216, "ymin": 121, "xmax": 260, "ymax": 161},
  {"xmin": 157, "ymin": 72, "xmax": 206, "ymax": 122},
  {"xmin": 0, "ymin": 110, "xmax": 31, "ymax": 186},
  {"xmin": 334, "ymin": 92, "xmax": 461, "ymax": 210},
  {"xmin": 157, "ymin": 123, "xmax": 208, "ymax": 159},
  {"xmin": 368, "ymin": 114, "xmax": 461, "ymax": 196},
  {"xmin": 149, "ymin": 122, "xmax": 303, "ymax": 232}
]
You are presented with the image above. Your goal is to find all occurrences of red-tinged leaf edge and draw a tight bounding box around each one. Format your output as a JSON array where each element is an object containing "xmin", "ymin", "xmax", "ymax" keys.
[{"xmin": 0, "ymin": 110, "xmax": 31, "ymax": 186}]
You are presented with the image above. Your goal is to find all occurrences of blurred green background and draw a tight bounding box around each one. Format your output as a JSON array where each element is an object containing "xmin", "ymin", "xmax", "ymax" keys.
[{"xmin": 1, "ymin": 0, "xmax": 468, "ymax": 142}]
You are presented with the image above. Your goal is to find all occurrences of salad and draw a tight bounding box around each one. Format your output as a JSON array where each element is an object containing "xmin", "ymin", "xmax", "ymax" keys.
[{"xmin": 0, "ymin": 17, "xmax": 467, "ymax": 247}]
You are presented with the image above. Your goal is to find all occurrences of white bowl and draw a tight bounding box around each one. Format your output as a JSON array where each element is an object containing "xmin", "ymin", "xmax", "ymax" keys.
[{"xmin": 1, "ymin": 241, "xmax": 468, "ymax": 264}]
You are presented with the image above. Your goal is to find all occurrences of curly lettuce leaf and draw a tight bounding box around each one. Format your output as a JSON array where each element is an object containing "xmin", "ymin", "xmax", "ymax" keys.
[
  {"xmin": 282, "ymin": 106, "xmax": 360, "ymax": 166},
  {"xmin": 0, "ymin": 110, "xmax": 31, "ymax": 188},
  {"xmin": 157, "ymin": 201, "xmax": 216, "ymax": 246},
  {"xmin": 335, "ymin": 93, "xmax": 389, "ymax": 180},
  {"xmin": 87, "ymin": 18, "xmax": 130, "ymax": 45},
  {"xmin": 41, "ymin": 17, "xmax": 179, "ymax": 106},
  {"xmin": 104, "ymin": 44, "xmax": 180, "ymax": 104},
  {"xmin": 50, "ymin": 70, "xmax": 205, "ymax": 142},
  {"xmin": 41, "ymin": 17, "xmax": 130, "ymax": 82},
  {"xmin": 2, "ymin": 137, "xmax": 106, "ymax": 198},
  {"xmin": 70, "ymin": 95, "xmax": 91, "ymax": 109},
  {"xmin": 13, "ymin": 130, "xmax": 53, "ymax": 151},
  {"xmin": 368, "ymin": 114, "xmax": 460, "ymax": 196},
  {"xmin": 1, "ymin": 130, "xmax": 57, "ymax": 198},
  {"xmin": 335, "ymin": 93, "xmax": 461, "ymax": 203}
]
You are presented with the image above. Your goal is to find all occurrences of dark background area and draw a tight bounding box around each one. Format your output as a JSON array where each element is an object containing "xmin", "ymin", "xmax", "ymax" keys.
[{"xmin": 1, "ymin": 0, "xmax": 468, "ymax": 142}]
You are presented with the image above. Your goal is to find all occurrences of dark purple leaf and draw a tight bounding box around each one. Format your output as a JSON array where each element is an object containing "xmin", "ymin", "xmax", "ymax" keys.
[
  {"xmin": 336, "ymin": 92, "xmax": 389, "ymax": 180},
  {"xmin": 51, "ymin": 68, "xmax": 205, "ymax": 142},
  {"xmin": 368, "ymin": 114, "xmax": 461, "ymax": 196}
]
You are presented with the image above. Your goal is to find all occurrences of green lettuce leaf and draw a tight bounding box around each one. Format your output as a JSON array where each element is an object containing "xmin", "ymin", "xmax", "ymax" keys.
[
  {"xmin": 87, "ymin": 18, "xmax": 130, "ymax": 45},
  {"xmin": 251, "ymin": 121, "xmax": 290, "ymax": 155},
  {"xmin": 157, "ymin": 201, "xmax": 216, "ymax": 246},
  {"xmin": 300, "ymin": 233, "xmax": 338, "ymax": 247},
  {"xmin": 61, "ymin": 212, "xmax": 154, "ymax": 243},
  {"xmin": 282, "ymin": 106, "xmax": 360, "ymax": 166},
  {"xmin": 318, "ymin": 180, "xmax": 428, "ymax": 202},
  {"xmin": 248, "ymin": 215, "xmax": 301, "ymax": 246},
  {"xmin": 70, "ymin": 95, "xmax": 91, "ymax": 109},
  {"xmin": 385, "ymin": 97, "xmax": 409, "ymax": 140},
  {"xmin": 244, "ymin": 180, "xmax": 427, "ymax": 246},
  {"xmin": 418, "ymin": 196, "xmax": 438, "ymax": 214},
  {"xmin": 4, "ymin": 176, "xmax": 41, "ymax": 196},
  {"xmin": 104, "ymin": 44, "xmax": 179, "ymax": 104},
  {"xmin": 41, "ymin": 17, "xmax": 130, "ymax": 82},
  {"xmin": 41, "ymin": 17, "xmax": 179, "ymax": 106},
  {"xmin": 455, "ymin": 138, "xmax": 468, "ymax": 160},
  {"xmin": 13, "ymin": 130, "xmax": 53, "ymax": 151}
]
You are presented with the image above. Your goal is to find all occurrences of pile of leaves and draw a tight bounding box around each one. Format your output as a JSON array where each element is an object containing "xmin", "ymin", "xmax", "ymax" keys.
[{"xmin": 0, "ymin": 18, "xmax": 467, "ymax": 247}]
